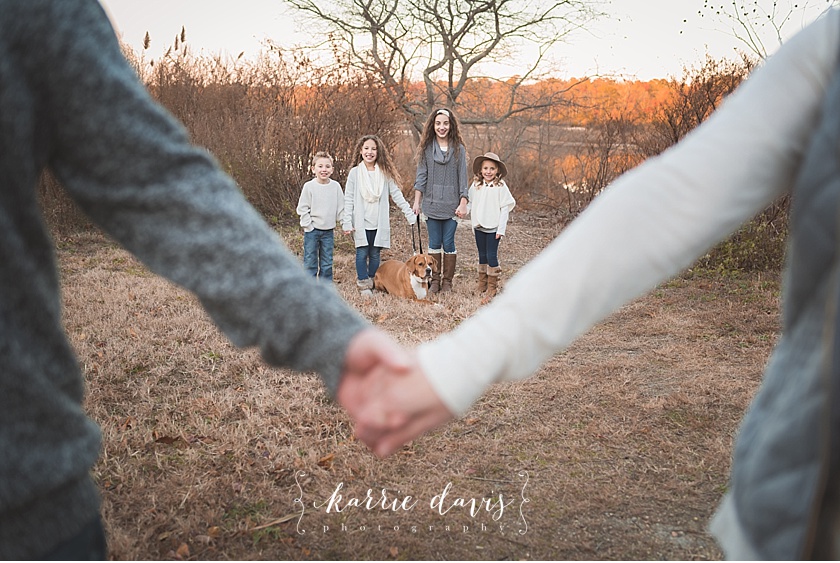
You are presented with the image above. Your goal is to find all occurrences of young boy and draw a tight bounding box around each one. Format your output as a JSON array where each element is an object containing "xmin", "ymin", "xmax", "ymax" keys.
[{"xmin": 296, "ymin": 152, "xmax": 344, "ymax": 281}]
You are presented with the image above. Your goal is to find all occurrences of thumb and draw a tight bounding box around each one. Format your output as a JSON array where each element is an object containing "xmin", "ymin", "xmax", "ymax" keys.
[
  {"xmin": 368, "ymin": 330, "xmax": 412, "ymax": 372},
  {"xmin": 345, "ymin": 328, "xmax": 411, "ymax": 373}
]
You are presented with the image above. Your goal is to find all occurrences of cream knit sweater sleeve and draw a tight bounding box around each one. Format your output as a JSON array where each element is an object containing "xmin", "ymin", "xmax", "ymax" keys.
[{"xmin": 418, "ymin": 11, "xmax": 840, "ymax": 416}]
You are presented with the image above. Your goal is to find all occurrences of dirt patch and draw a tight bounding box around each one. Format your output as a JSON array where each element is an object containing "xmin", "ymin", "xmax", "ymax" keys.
[{"xmin": 57, "ymin": 212, "xmax": 780, "ymax": 560}]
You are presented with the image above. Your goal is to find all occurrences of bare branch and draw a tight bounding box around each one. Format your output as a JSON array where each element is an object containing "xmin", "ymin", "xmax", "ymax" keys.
[
  {"xmin": 699, "ymin": 0, "xmax": 838, "ymax": 59},
  {"xmin": 285, "ymin": 0, "xmax": 606, "ymax": 128}
]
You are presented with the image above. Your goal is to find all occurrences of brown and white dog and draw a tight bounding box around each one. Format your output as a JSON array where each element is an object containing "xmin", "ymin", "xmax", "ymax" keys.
[{"xmin": 373, "ymin": 254, "xmax": 436, "ymax": 300}]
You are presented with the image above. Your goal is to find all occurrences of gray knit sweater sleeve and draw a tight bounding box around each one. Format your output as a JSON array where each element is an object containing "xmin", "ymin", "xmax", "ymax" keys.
[
  {"xmin": 1, "ymin": 1, "xmax": 370, "ymax": 558},
  {"xmin": 32, "ymin": 0, "xmax": 368, "ymax": 391}
]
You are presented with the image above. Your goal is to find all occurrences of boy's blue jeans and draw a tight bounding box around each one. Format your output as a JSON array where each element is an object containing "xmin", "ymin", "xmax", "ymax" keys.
[
  {"xmin": 303, "ymin": 228, "xmax": 335, "ymax": 281},
  {"xmin": 426, "ymin": 218, "xmax": 458, "ymax": 253},
  {"xmin": 355, "ymin": 229, "xmax": 381, "ymax": 280}
]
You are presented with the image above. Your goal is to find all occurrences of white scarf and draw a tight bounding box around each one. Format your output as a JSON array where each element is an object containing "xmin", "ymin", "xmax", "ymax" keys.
[{"xmin": 357, "ymin": 163, "xmax": 384, "ymax": 204}]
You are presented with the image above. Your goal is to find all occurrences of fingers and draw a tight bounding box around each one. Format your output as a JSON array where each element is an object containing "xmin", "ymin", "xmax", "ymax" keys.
[
  {"xmin": 370, "ymin": 406, "xmax": 453, "ymax": 457},
  {"xmin": 338, "ymin": 329, "xmax": 455, "ymax": 458},
  {"xmin": 337, "ymin": 328, "xmax": 411, "ymax": 421},
  {"xmin": 350, "ymin": 353, "xmax": 454, "ymax": 456}
]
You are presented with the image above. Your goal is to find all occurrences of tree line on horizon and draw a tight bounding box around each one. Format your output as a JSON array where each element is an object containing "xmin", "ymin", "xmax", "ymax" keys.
[{"xmin": 39, "ymin": 29, "xmax": 787, "ymax": 271}]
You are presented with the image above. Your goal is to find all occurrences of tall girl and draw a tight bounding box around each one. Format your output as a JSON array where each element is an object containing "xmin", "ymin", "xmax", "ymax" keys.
[
  {"xmin": 412, "ymin": 108, "xmax": 469, "ymax": 293},
  {"xmin": 468, "ymin": 152, "xmax": 515, "ymax": 302},
  {"xmin": 343, "ymin": 135, "xmax": 416, "ymax": 297}
]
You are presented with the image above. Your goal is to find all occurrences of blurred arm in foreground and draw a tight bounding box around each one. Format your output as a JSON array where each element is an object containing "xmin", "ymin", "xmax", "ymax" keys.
[{"xmin": 0, "ymin": 0, "xmax": 409, "ymax": 558}]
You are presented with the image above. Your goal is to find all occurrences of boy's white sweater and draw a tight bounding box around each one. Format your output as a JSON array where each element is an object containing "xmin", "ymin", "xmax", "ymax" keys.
[{"xmin": 297, "ymin": 178, "xmax": 344, "ymax": 231}]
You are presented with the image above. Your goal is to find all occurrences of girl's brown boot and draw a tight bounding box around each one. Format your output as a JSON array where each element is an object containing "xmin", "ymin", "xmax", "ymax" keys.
[
  {"xmin": 441, "ymin": 253, "xmax": 457, "ymax": 292},
  {"xmin": 429, "ymin": 253, "xmax": 442, "ymax": 293},
  {"xmin": 477, "ymin": 264, "xmax": 488, "ymax": 293},
  {"xmin": 482, "ymin": 266, "xmax": 501, "ymax": 304}
]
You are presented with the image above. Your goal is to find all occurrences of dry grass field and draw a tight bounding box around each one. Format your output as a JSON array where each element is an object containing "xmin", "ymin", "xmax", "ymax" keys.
[{"xmin": 57, "ymin": 212, "xmax": 781, "ymax": 560}]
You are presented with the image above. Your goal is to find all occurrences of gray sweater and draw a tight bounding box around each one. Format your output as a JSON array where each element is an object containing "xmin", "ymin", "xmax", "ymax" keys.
[
  {"xmin": 0, "ymin": 1, "xmax": 368, "ymax": 558},
  {"xmin": 413, "ymin": 140, "xmax": 469, "ymax": 220}
]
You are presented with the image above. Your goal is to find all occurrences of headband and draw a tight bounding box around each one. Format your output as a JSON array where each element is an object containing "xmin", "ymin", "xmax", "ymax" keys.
[{"xmin": 436, "ymin": 109, "xmax": 450, "ymax": 117}]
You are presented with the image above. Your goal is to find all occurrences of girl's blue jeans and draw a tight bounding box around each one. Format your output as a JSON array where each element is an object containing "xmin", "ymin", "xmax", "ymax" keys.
[
  {"xmin": 355, "ymin": 229, "xmax": 381, "ymax": 280},
  {"xmin": 426, "ymin": 218, "xmax": 458, "ymax": 253},
  {"xmin": 474, "ymin": 229, "xmax": 501, "ymax": 267},
  {"xmin": 303, "ymin": 228, "xmax": 335, "ymax": 281}
]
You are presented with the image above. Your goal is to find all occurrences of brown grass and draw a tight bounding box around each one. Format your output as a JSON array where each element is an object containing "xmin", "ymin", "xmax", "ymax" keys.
[{"xmin": 58, "ymin": 212, "xmax": 780, "ymax": 560}]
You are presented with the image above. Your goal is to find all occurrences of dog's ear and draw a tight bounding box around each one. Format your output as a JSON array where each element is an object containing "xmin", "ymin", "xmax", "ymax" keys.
[{"xmin": 428, "ymin": 256, "xmax": 438, "ymax": 272}]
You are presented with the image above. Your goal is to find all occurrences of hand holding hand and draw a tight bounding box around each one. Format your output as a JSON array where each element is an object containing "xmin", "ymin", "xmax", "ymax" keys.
[
  {"xmin": 337, "ymin": 327, "xmax": 411, "ymax": 422},
  {"xmin": 337, "ymin": 329, "xmax": 454, "ymax": 457},
  {"xmin": 352, "ymin": 352, "xmax": 454, "ymax": 457},
  {"xmin": 455, "ymin": 201, "xmax": 468, "ymax": 218}
]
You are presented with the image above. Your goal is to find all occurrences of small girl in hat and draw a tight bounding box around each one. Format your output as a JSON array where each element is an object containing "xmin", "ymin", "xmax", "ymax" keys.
[{"xmin": 468, "ymin": 152, "xmax": 516, "ymax": 302}]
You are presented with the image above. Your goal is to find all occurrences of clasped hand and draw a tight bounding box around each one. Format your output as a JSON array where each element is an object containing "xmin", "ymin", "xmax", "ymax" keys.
[{"xmin": 337, "ymin": 328, "xmax": 453, "ymax": 457}]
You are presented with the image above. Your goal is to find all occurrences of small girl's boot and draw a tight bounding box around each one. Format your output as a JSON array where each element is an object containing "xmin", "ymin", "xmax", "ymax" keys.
[
  {"xmin": 476, "ymin": 264, "xmax": 488, "ymax": 293},
  {"xmin": 482, "ymin": 266, "xmax": 501, "ymax": 303}
]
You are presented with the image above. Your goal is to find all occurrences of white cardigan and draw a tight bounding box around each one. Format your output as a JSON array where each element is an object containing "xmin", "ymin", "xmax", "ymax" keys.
[
  {"xmin": 342, "ymin": 165, "xmax": 415, "ymax": 248},
  {"xmin": 419, "ymin": 10, "xmax": 840, "ymax": 415}
]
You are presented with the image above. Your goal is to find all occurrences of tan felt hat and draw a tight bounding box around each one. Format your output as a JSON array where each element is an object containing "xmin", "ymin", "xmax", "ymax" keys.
[{"xmin": 472, "ymin": 152, "xmax": 507, "ymax": 179}]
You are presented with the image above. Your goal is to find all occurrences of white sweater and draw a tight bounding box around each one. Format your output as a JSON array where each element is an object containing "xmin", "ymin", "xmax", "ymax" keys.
[
  {"xmin": 296, "ymin": 178, "xmax": 344, "ymax": 231},
  {"xmin": 418, "ymin": 10, "xmax": 840, "ymax": 416},
  {"xmin": 468, "ymin": 180, "xmax": 516, "ymax": 235}
]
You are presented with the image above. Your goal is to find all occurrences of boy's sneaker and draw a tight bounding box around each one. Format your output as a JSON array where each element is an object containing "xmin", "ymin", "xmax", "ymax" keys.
[{"xmin": 356, "ymin": 278, "xmax": 374, "ymax": 298}]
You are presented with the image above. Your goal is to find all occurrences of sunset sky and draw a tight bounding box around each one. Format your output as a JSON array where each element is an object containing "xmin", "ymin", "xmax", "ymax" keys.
[{"xmin": 99, "ymin": 0, "xmax": 830, "ymax": 80}]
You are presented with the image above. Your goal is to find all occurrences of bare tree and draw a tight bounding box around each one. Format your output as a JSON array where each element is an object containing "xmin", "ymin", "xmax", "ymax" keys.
[
  {"xmin": 284, "ymin": 0, "xmax": 604, "ymax": 132},
  {"xmin": 699, "ymin": 0, "xmax": 838, "ymax": 59},
  {"xmin": 637, "ymin": 54, "xmax": 754, "ymax": 158}
]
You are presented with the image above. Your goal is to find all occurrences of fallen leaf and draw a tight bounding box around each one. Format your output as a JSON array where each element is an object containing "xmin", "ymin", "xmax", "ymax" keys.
[
  {"xmin": 376, "ymin": 313, "xmax": 389, "ymax": 323},
  {"xmin": 207, "ymin": 526, "xmax": 221, "ymax": 538},
  {"xmin": 390, "ymin": 546, "xmax": 399, "ymax": 558},
  {"xmin": 317, "ymin": 453, "xmax": 335, "ymax": 468},
  {"xmin": 154, "ymin": 435, "xmax": 184, "ymax": 446},
  {"xmin": 465, "ymin": 418, "xmax": 479, "ymax": 426},
  {"xmin": 175, "ymin": 542, "xmax": 190, "ymax": 559}
]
